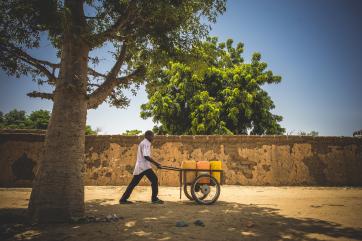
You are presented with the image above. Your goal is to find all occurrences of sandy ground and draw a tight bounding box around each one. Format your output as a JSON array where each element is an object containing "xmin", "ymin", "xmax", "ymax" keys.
[{"xmin": 1, "ymin": 186, "xmax": 362, "ymax": 241}]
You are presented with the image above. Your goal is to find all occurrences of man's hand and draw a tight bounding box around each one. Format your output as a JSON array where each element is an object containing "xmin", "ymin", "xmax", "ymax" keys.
[{"xmin": 144, "ymin": 156, "xmax": 161, "ymax": 169}]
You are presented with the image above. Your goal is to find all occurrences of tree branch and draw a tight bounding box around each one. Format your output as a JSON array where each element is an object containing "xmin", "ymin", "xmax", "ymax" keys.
[
  {"xmin": 0, "ymin": 43, "xmax": 59, "ymax": 83},
  {"xmin": 27, "ymin": 91, "xmax": 54, "ymax": 100},
  {"xmin": 88, "ymin": 83, "xmax": 101, "ymax": 87},
  {"xmin": 88, "ymin": 67, "xmax": 106, "ymax": 78},
  {"xmin": 89, "ymin": 1, "xmax": 137, "ymax": 47},
  {"xmin": 87, "ymin": 67, "xmax": 143, "ymax": 109},
  {"xmin": 87, "ymin": 43, "xmax": 127, "ymax": 109}
]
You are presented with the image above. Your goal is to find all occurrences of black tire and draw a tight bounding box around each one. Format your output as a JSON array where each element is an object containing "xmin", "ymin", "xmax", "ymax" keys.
[
  {"xmin": 183, "ymin": 185, "xmax": 194, "ymax": 200},
  {"xmin": 191, "ymin": 174, "xmax": 220, "ymax": 205},
  {"xmin": 184, "ymin": 184, "xmax": 208, "ymax": 201}
]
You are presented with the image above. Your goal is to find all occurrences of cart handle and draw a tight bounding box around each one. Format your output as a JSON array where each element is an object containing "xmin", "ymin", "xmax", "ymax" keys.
[
  {"xmin": 159, "ymin": 165, "xmax": 223, "ymax": 172},
  {"xmin": 158, "ymin": 165, "xmax": 182, "ymax": 171}
]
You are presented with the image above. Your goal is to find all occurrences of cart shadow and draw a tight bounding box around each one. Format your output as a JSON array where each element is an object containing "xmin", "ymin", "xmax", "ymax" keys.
[{"xmin": 1, "ymin": 200, "xmax": 362, "ymax": 241}]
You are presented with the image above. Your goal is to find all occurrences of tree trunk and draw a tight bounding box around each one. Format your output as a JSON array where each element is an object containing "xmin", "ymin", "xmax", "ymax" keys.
[{"xmin": 28, "ymin": 0, "xmax": 89, "ymax": 223}]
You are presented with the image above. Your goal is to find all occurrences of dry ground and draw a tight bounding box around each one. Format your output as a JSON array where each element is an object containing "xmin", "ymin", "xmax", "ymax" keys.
[{"xmin": 1, "ymin": 186, "xmax": 362, "ymax": 241}]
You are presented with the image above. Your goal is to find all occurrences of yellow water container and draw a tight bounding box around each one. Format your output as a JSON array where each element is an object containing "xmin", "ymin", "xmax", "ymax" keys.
[
  {"xmin": 181, "ymin": 160, "xmax": 197, "ymax": 184},
  {"xmin": 196, "ymin": 161, "xmax": 210, "ymax": 184},
  {"xmin": 210, "ymin": 160, "xmax": 222, "ymax": 183}
]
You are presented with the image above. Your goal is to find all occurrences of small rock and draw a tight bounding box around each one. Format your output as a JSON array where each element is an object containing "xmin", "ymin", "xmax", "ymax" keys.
[
  {"xmin": 194, "ymin": 219, "xmax": 205, "ymax": 227},
  {"xmin": 244, "ymin": 221, "xmax": 254, "ymax": 228},
  {"xmin": 70, "ymin": 217, "xmax": 83, "ymax": 223},
  {"xmin": 106, "ymin": 215, "xmax": 113, "ymax": 222},
  {"xmin": 100, "ymin": 217, "xmax": 108, "ymax": 222},
  {"xmin": 175, "ymin": 221, "xmax": 188, "ymax": 227},
  {"xmin": 5, "ymin": 227, "xmax": 13, "ymax": 234}
]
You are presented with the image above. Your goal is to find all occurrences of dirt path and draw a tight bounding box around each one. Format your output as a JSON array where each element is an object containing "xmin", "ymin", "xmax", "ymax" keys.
[{"xmin": 1, "ymin": 186, "xmax": 362, "ymax": 241}]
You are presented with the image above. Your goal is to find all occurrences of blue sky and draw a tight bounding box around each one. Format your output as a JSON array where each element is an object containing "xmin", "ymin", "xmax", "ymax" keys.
[{"xmin": 1, "ymin": 0, "xmax": 361, "ymax": 136}]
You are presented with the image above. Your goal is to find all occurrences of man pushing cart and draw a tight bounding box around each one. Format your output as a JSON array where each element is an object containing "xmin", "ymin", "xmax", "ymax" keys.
[{"xmin": 119, "ymin": 130, "xmax": 223, "ymax": 205}]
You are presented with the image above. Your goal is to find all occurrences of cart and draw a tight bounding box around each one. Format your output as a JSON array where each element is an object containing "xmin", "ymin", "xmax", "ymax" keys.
[{"xmin": 159, "ymin": 165, "xmax": 223, "ymax": 205}]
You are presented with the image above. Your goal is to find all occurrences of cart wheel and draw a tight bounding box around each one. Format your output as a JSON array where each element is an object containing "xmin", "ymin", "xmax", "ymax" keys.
[
  {"xmin": 191, "ymin": 174, "xmax": 220, "ymax": 205},
  {"xmin": 184, "ymin": 184, "xmax": 208, "ymax": 201},
  {"xmin": 183, "ymin": 185, "xmax": 194, "ymax": 200}
]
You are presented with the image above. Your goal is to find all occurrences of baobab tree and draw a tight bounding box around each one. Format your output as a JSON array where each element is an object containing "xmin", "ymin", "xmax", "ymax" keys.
[{"xmin": 0, "ymin": 0, "xmax": 226, "ymax": 222}]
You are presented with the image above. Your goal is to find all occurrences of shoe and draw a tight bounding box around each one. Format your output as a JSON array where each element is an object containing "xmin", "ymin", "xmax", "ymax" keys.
[
  {"xmin": 119, "ymin": 199, "xmax": 134, "ymax": 204},
  {"xmin": 152, "ymin": 198, "xmax": 164, "ymax": 204}
]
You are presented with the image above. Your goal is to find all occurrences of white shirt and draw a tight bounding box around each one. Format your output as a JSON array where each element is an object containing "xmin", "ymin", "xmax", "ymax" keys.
[{"xmin": 133, "ymin": 138, "xmax": 152, "ymax": 175}]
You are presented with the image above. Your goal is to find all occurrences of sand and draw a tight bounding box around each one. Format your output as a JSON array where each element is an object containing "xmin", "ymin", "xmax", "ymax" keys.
[{"xmin": 1, "ymin": 186, "xmax": 362, "ymax": 241}]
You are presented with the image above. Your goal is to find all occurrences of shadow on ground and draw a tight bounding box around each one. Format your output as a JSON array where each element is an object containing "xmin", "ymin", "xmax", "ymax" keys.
[{"xmin": 1, "ymin": 199, "xmax": 362, "ymax": 241}]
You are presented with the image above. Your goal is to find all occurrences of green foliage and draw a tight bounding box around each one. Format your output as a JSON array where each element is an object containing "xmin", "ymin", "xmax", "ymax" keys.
[
  {"xmin": 28, "ymin": 110, "xmax": 51, "ymax": 129},
  {"xmin": 309, "ymin": 131, "xmax": 319, "ymax": 137},
  {"xmin": 1, "ymin": 109, "xmax": 49, "ymax": 129},
  {"xmin": 85, "ymin": 125, "xmax": 97, "ymax": 135},
  {"xmin": 122, "ymin": 129, "xmax": 142, "ymax": 136},
  {"xmin": 353, "ymin": 129, "xmax": 362, "ymax": 137},
  {"xmin": 141, "ymin": 37, "xmax": 285, "ymax": 135},
  {"xmin": 0, "ymin": 111, "xmax": 3, "ymax": 128},
  {"xmin": 0, "ymin": 0, "xmax": 226, "ymax": 108},
  {"xmin": 297, "ymin": 131, "xmax": 319, "ymax": 136},
  {"xmin": 2, "ymin": 109, "xmax": 31, "ymax": 129},
  {"xmin": 0, "ymin": 109, "xmax": 100, "ymax": 133}
]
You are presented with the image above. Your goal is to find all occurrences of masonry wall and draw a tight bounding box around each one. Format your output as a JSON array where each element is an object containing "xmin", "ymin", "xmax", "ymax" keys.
[{"xmin": 1, "ymin": 131, "xmax": 361, "ymax": 187}]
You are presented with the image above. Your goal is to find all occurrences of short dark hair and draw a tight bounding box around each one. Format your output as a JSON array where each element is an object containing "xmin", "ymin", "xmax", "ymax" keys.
[{"xmin": 145, "ymin": 130, "xmax": 154, "ymax": 138}]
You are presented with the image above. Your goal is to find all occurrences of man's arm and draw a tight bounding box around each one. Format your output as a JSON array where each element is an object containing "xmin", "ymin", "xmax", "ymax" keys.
[{"xmin": 144, "ymin": 156, "xmax": 161, "ymax": 168}]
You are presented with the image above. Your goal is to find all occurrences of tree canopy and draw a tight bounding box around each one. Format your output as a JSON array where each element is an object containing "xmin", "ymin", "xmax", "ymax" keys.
[
  {"xmin": 0, "ymin": 109, "xmax": 99, "ymax": 133},
  {"xmin": 28, "ymin": 109, "xmax": 51, "ymax": 129},
  {"xmin": 122, "ymin": 129, "xmax": 142, "ymax": 136},
  {"xmin": 141, "ymin": 37, "xmax": 285, "ymax": 135},
  {"xmin": 297, "ymin": 130, "xmax": 319, "ymax": 137},
  {"xmin": 353, "ymin": 129, "xmax": 362, "ymax": 137},
  {"xmin": 85, "ymin": 125, "xmax": 97, "ymax": 135},
  {"xmin": 0, "ymin": 109, "xmax": 49, "ymax": 129},
  {"xmin": 0, "ymin": 0, "xmax": 226, "ymax": 109}
]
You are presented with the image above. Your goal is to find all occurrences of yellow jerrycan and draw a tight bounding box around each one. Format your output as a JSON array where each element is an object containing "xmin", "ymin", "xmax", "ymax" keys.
[
  {"xmin": 181, "ymin": 160, "xmax": 196, "ymax": 184},
  {"xmin": 210, "ymin": 160, "xmax": 222, "ymax": 183}
]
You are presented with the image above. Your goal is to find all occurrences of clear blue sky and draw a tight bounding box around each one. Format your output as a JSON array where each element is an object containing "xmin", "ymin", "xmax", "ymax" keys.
[{"xmin": 1, "ymin": 0, "xmax": 361, "ymax": 136}]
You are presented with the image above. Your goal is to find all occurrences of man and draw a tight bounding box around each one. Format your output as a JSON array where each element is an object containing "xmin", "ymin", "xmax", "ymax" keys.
[{"xmin": 119, "ymin": 130, "xmax": 164, "ymax": 204}]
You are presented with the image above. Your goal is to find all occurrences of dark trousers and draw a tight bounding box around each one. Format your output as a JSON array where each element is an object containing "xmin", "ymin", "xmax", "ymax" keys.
[{"xmin": 120, "ymin": 169, "xmax": 159, "ymax": 201}]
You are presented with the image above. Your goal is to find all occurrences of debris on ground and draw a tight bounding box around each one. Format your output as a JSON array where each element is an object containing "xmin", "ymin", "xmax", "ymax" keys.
[
  {"xmin": 243, "ymin": 220, "xmax": 255, "ymax": 228},
  {"xmin": 194, "ymin": 219, "xmax": 205, "ymax": 227},
  {"xmin": 70, "ymin": 214, "xmax": 123, "ymax": 224},
  {"xmin": 175, "ymin": 220, "xmax": 188, "ymax": 227}
]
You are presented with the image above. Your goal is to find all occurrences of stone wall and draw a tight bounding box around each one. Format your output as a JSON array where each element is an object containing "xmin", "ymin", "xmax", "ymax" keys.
[{"xmin": 1, "ymin": 131, "xmax": 361, "ymax": 187}]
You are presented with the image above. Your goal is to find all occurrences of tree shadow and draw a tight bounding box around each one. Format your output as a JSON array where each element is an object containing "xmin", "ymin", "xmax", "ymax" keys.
[{"xmin": 1, "ymin": 199, "xmax": 362, "ymax": 241}]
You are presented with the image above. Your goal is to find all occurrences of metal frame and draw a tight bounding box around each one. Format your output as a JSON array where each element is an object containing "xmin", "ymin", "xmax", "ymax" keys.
[{"xmin": 159, "ymin": 165, "xmax": 224, "ymax": 199}]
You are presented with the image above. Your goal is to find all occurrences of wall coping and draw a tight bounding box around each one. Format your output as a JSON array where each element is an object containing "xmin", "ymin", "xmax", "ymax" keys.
[{"xmin": 1, "ymin": 131, "xmax": 361, "ymax": 145}]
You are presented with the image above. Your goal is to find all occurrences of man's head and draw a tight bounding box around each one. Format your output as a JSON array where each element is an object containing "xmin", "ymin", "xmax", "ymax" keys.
[{"xmin": 145, "ymin": 130, "xmax": 154, "ymax": 142}]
